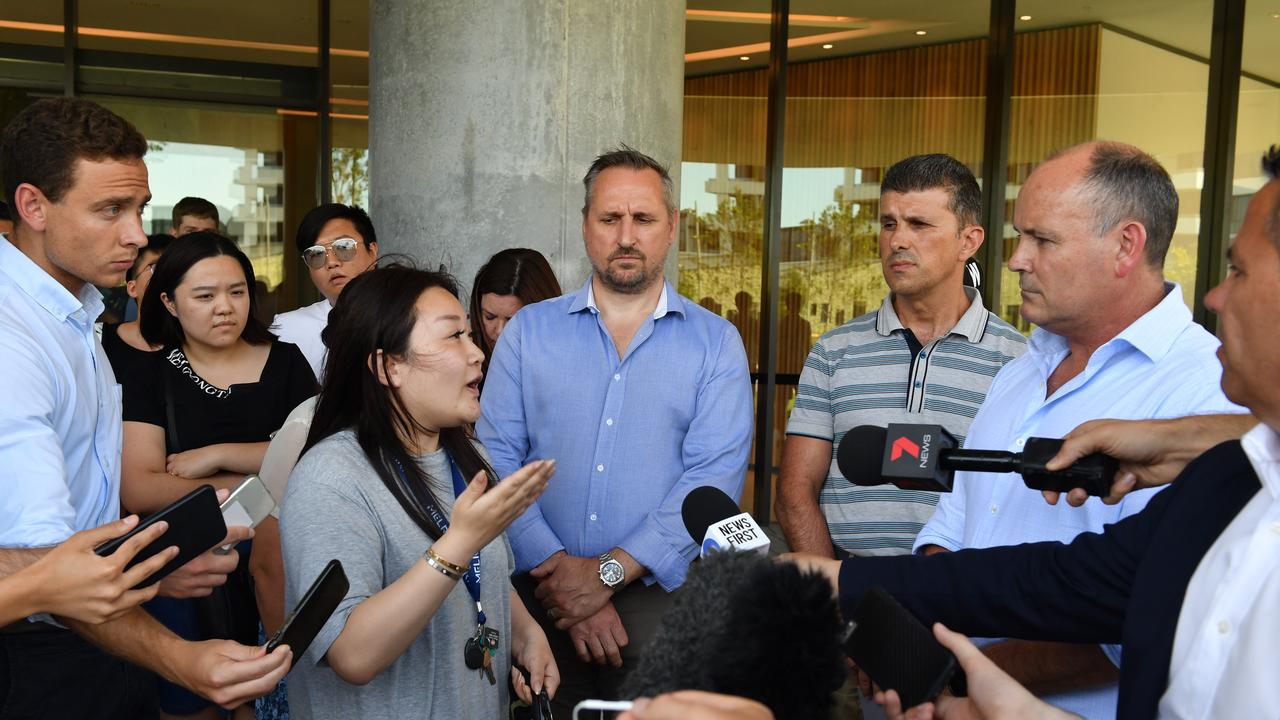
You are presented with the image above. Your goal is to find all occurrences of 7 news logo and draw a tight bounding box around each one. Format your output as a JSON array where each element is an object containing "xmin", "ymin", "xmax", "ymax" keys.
[{"xmin": 890, "ymin": 436, "xmax": 919, "ymax": 461}]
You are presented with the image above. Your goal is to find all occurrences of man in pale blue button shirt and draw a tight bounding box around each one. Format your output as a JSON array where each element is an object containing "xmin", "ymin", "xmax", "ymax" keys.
[
  {"xmin": 905, "ymin": 141, "xmax": 1242, "ymax": 720},
  {"xmin": 478, "ymin": 147, "xmax": 753, "ymax": 715},
  {"xmin": 0, "ymin": 98, "xmax": 290, "ymax": 718}
]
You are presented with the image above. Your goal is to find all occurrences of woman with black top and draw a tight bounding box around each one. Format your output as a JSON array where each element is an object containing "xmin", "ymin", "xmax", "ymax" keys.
[
  {"xmin": 120, "ymin": 232, "xmax": 316, "ymax": 720},
  {"xmin": 100, "ymin": 233, "xmax": 170, "ymax": 379}
]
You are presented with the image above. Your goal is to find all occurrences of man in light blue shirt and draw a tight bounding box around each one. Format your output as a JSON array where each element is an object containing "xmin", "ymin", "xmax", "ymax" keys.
[
  {"xmin": 0, "ymin": 97, "xmax": 290, "ymax": 718},
  {"xmin": 908, "ymin": 141, "xmax": 1242, "ymax": 719},
  {"xmin": 478, "ymin": 147, "xmax": 753, "ymax": 715}
]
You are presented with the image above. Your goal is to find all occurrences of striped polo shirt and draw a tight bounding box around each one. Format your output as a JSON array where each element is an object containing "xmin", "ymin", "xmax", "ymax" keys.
[{"xmin": 786, "ymin": 288, "xmax": 1027, "ymax": 556}]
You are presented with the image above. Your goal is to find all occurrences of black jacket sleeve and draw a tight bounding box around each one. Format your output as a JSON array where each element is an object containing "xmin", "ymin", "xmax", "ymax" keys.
[{"xmin": 838, "ymin": 476, "xmax": 1183, "ymax": 645}]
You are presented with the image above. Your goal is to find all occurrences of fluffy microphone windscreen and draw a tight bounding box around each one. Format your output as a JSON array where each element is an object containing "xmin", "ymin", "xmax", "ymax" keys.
[
  {"xmin": 681, "ymin": 486, "xmax": 743, "ymax": 544},
  {"xmin": 622, "ymin": 552, "xmax": 846, "ymax": 720},
  {"xmin": 837, "ymin": 425, "xmax": 889, "ymax": 486}
]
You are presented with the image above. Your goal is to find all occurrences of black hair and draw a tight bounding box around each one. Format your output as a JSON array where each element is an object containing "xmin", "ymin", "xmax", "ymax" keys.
[
  {"xmin": 881, "ymin": 154, "xmax": 982, "ymax": 228},
  {"xmin": 127, "ymin": 233, "xmax": 175, "ymax": 281},
  {"xmin": 583, "ymin": 145, "xmax": 675, "ymax": 215},
  {"xmin": 139, "ymin": 231, "xmax": 275, "ymax": 348},
  {"xmin": 171, "ymin": 196, "xmax": 220, "ymax": 228},
  {"xmin": 306, "ymin": 263, "xmax": 494, "ymax": 540},
  {"xmin": 294, "ymin": 203, "xmax": 378, "ymax": 254}
]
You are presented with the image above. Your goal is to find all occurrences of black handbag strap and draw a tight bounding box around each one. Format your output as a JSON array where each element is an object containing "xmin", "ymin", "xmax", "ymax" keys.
[{"xmin": 162, "ymin": 358, "xmax": 181, "ymax": 453}]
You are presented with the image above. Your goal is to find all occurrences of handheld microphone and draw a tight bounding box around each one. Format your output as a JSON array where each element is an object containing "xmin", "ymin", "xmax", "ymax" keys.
[
  {"xmin": 837, "ymin": 424, "xmax": 1116, "ymax": 496},
  {"xmin": 622, "ymin": 551, "xmax": 846, "ymax": 720},
  {"xmin": 681, "ymin": 486, "xmax": 770, "ymax": 558}
]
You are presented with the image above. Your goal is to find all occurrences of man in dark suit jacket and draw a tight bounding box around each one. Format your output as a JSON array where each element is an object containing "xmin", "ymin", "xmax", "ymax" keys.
[{"xmin": 788, "ymin": 149, "xmax": 1280, "ymax": 720}]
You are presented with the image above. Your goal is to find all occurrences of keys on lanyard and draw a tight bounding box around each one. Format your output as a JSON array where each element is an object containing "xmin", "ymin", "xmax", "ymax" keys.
[{"xmin": 464, "ymin": 624, "xmax": 500, "ymax": 685}]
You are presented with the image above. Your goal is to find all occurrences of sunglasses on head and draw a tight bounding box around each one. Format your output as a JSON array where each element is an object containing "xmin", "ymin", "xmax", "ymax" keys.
[{"xmin": 301, "ymin": 237, "xmax": 360, "ymax": 269}]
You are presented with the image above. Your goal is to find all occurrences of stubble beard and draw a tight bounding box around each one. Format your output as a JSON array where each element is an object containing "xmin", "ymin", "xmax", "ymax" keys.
[{"xmin": 596, "ymin": 250, "xmax": 667, "ymax": 295}]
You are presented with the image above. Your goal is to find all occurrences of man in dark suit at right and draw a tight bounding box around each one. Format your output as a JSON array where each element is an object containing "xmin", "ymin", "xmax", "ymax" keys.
[{"xmin": 787, "ymin": 146, "xmax": 1280, "ymax": 720}]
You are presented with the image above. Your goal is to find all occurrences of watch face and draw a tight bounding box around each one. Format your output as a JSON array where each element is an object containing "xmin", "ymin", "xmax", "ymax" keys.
[{"xmin": 601, "ymin": 560, "xmax": 624, "ymax": 586}]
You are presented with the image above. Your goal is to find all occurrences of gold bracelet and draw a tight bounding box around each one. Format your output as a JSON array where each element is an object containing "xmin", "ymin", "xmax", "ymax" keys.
[{"xmin": 424, "ymin": 546, "xmax": 466, "ymax": 579}]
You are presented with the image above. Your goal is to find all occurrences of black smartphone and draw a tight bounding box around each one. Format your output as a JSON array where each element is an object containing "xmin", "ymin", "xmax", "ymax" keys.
[
  {"xmin": 94, "ymin": 484, "xmax": 226, "ymax": 589},
  {"xmin": 842, "ymin": 586, "xmax": 962, "ymax": 709},
  {"xmin": 267, "ymin": 560, "xmax": 349, "ymax": 667}
]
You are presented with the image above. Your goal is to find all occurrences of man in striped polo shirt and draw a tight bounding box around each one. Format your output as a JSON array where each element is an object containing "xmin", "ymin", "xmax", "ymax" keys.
[{"xmin": 777, "ymin": 154, "xmax": 1028, "ymax": 560}]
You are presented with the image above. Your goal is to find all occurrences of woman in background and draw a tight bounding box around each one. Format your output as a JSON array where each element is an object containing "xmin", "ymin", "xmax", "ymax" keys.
[
  {"xmin": 469, "ymin": 248, "xmax": 561, "ymax": 384},
  {"xmin": 100, "ymin": 233, "xmax": 172, "ymax": 378}
]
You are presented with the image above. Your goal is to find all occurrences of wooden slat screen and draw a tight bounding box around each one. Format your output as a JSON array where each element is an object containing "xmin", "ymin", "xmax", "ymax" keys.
[{"xmin": 683, "ymin": 24, "xmax": 1101, "ymax": 170}]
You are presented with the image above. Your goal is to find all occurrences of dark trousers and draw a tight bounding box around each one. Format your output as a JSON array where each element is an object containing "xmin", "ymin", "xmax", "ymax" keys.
[
  {"xmin": 0, "ymin": 625, "xmax": 156, "ymax": 719},
  {"xmin": 514, "ymin": 573, "xmax": 674, "ymax": 718}
]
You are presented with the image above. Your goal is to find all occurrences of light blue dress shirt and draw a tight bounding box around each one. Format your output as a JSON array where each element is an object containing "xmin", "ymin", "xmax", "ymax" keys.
[
  {"xmin": 478, "ymin": 279, "xmax": 754, "ymax": 591},
  {"xmin": 0, "ymin": 237, "xmax": 122, "ymax": 546},
  {"xmin": 913, "ymin": 283, "xmax": 1243, "ymax": 719}
]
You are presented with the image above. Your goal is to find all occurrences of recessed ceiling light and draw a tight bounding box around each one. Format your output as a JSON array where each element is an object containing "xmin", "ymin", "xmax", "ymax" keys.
[
  {"xmin": 1020, "ymin": 15, "xmax": 1033, "ymax": 21},
  {"xmin": 915, "ymin": 30, "xmax": 928, "ymax": 36},
  {"xmin": 822, "ymin": 43, "xmax": 834, "ymax": 49},
  {"xmin": 1272, "ymin": 11, "xmax": 1280, "ymax": 18},
  {"xmin": 739, "ymin": 55, "xmax": 750, "ymax": 60}
]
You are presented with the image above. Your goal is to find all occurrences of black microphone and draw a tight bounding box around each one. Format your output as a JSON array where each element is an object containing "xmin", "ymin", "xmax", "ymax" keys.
[
  {"xmin": 681, "ymin": 486, "xmax": 770, "ymax": 557},
  {"xmin": 621, "ymin": 551, "xmax": 846, "ymax": 720},
  {"xmin": 837, "ymin": 424, "xmax": 1116, "ymax": 496}
]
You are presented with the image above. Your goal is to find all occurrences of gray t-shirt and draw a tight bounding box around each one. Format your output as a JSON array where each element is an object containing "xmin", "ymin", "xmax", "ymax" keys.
[{"xmin": 281, "ymin": 430, "xmax": 514, "ymax": 720}]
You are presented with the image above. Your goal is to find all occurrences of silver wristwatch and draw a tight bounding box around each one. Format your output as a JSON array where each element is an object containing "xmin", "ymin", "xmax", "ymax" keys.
[{"xmin": 598, "ymin": 552, "xmax": 625, "ymax": 591}]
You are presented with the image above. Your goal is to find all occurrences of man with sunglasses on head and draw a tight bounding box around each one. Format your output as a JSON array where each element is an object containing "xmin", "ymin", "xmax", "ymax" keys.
[{"xmin": 271, "ymin": 203, "xmax": 379, "ymax": 379}]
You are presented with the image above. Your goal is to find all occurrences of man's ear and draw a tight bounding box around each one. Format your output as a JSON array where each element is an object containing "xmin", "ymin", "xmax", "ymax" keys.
[
  {"xmin": 1113, "ymin": 220, "xmax": 1149, "ymax": 279},
  {"xmin": 126, "ymin": 279, "xmax": 139, "ymax": 299},
  {"xmin": 12, "ymin": 183, "xmax": 50, "ymax": 232},
  {"xmin": 368, "ymin": 348, "xmax": 402, "ymax": 389},
  {"xmin": 959, "ymin": 224, "xmax": 985, "ymax": 262}
]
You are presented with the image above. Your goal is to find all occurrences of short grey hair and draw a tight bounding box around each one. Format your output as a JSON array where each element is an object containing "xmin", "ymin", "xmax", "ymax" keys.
[
  {"xmin": 1053, "ymin": 141, "xmax": 1178, "ymax": 268},
  {"xmin": 582, "ymin": 145, "xmax": 676, "ymax": 216}
]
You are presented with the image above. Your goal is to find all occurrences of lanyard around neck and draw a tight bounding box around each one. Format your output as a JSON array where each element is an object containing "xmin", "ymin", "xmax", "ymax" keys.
[{"xmin": 393, "ymin": 454, "xmax": 486, "ymax": 626}]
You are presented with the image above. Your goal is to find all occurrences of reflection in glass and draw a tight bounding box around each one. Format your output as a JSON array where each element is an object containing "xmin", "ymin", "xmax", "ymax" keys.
[
  {"xmin": 0, "ymin": 4, "xmax": 63, "ymax": 87},
  {"xmin": 93, "ymin": 97, "xmax": 308, "ymax": 320},
  {"xmin": 1230, "ymin": 11, "xmax": 1280, "ymax": 246},
  {"xmin": 1002, "ymin": 8, "xmax": 1211, "ymax": 325}
]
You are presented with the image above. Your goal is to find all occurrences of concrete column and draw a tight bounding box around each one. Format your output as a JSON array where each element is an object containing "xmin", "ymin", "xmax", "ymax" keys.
[{"xmin": 369, "ymin": 1, "xmax": 686, "ymax": 298}]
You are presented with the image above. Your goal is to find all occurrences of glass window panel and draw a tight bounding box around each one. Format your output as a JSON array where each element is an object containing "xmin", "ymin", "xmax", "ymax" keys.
[
  {"xmin": 0, "ymin": 3, "xmax": 63, "ymax": 88},
  {"xmin": 772, "ymin": 3, "xmax": 989, "ymax": 509},
  {"xmin": 331, "ymin": 0, "xmax": 369, "ymax": 209},
  {"xmin": 1230, "ymin": 9, "xmax": 1280, "ymax": 252},
  {"xmin": 92, "ymin": 96, "xmax": 317, "ymax": 318},
  {"xmin": 684, "ymin": 2, "xmax": 990, "ymax": 515},
  {"xmin": 77, "ymin": 0, "xmax": 318, "ymax": 102},
  {"xmin": 1003, "ymin": 2, "xmax": 1212, "ymax": 327},
  {"xmin": 684, "ymin": 2, "xmax": 770, "ymax": 512}
]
